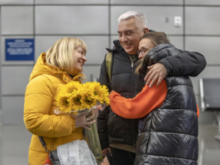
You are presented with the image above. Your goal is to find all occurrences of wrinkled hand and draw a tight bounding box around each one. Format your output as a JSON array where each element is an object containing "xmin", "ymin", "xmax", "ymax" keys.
[
  {"xmin": 92, "ymin": 107, "xmax": 100, "ymax": 120},
  {"xmin": 144, "ymin": 63, "xmax": 167, "ymax": 87},
  {"xmin": 102, "ymin": 147, "xmax": 111, "ymax": 157},
  {"xmin": 74, "ymin": 111, "xmax": 96, "ymax": 130}
]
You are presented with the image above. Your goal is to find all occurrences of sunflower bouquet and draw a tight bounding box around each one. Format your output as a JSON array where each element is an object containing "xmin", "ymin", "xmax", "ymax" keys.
[
  {"xmin": 54, "ymin": 81, "xmax": 110, "ymax": 164},
  {"xmin": 55, "ymin": 81, "xmax": 109, "ymax": 115}
]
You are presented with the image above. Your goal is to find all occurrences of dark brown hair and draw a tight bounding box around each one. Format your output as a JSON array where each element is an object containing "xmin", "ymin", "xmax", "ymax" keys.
[{"xmin": 136, "ymin": 32, "xmax": 170, "ymax": 75}]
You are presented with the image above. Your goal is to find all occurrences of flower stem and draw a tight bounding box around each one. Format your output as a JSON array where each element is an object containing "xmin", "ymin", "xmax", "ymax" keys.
[{"xmin": 86, "ymin": 111, "xmax": 103, "ymax": 163}]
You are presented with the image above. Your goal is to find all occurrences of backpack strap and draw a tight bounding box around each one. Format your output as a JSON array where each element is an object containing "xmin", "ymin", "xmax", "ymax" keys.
[
  {"xmin": 105, "ymin": 52, "xmax": 113, "ymax": 82},
  {"xmin": 39, "ymin": 136, "xmax": 49, "ymax": 153}
]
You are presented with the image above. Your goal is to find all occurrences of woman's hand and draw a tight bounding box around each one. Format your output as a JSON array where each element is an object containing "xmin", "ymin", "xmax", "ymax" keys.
[{"xmin": 74, "ymin": 111, "xmax": 96, "ymax": 130}]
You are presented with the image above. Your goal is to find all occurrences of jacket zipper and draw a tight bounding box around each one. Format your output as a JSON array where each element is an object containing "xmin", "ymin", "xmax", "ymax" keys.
[{"xmin": 130, "ymin": 56, "xmax": 135, "ymax": 152}]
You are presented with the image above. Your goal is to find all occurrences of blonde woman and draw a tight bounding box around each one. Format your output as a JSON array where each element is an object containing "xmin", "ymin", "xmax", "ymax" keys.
[{"xmin": 24, "ymin": 37, "xmax": 96, "ymax": 164}]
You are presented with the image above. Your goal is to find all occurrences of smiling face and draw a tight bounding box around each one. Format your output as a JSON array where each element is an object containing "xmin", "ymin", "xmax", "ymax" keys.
[
  {"xmin": 72, "ymin": 47, "xmax": 87, "ymax": 74},
  {"xmin": 118, "ymin": 17, "xmax": 148, "ymax": 55}
]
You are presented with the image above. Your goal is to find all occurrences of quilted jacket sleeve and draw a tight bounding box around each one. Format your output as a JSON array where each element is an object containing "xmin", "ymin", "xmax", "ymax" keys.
[
  {"xmin": 24, "ymin": 75, "xmax": 75, "ymax": 138},
  {"xmin": 159, "ymin": 50, "xmax": 206, "ymax": 77}
]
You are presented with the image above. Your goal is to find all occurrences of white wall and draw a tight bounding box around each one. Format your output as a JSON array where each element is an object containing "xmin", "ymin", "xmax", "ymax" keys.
[{"xmin": 1, "ymin": 0, "xmax": 220, "ymax": 124}]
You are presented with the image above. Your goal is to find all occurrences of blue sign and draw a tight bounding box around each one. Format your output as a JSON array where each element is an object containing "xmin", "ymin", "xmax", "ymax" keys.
[{"xmin": 5, "ymin": 39, "xmax": 34, "ymax": 61}]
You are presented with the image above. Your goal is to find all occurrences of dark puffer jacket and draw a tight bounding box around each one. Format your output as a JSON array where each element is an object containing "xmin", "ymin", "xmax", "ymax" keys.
[
  {"xmin": 98, "ymin": 41, "xmax": 145, "ymax": 149},
  {"xmin": 135, "ymin": 44, "xmax": 198, "ymax": 165},
  {"xmin": 98, "ymin": 40, "xmax": 205, "ymax": 150}
]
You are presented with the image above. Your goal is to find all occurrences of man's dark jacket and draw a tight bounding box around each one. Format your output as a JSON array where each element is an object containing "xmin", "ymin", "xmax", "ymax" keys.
[
  {"xmin": 98, "ymin": 40, "xmax": 206, "ymax": 150},
  {"xmin": 135, "ymin": 43, "xmax": 198, "ymax": 165}
]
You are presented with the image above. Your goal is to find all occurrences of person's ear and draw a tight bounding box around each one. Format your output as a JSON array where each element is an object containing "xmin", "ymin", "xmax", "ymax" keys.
[{"xmin": 144, "ymin": 28, "xmax": 149, "ymax": 33}]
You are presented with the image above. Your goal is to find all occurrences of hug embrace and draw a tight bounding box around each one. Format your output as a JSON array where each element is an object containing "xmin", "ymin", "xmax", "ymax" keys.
[{"xmin": 98, "ymin": 11, "xmax": 206, "ymax": 165}]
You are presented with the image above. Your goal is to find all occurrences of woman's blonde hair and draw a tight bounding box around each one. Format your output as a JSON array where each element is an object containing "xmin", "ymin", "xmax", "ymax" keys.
[{"xmin": 46, "ymin": 37, "xmax": 87, "ymax": 75}]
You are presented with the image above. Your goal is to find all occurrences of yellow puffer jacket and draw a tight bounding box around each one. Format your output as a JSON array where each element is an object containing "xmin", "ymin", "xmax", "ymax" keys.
[{"xmin": 24, "ymin": 53, "xmax": 84, "ymax": 164}]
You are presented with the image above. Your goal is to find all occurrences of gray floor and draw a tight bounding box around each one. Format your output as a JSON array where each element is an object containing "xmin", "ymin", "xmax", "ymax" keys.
[
  {"xmin": 0, "ymin": 125, "xmax": 219, "ymax": 165},
  {"xmin": 198, "ymin": 125, "xmax": 220, "ymax": 165}
]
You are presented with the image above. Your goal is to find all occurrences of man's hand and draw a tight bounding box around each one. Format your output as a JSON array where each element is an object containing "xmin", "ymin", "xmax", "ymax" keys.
[
  {"xmin": 102, "ymin": 147, "xmax": 111, "ymax": 157},
  {"xmin": 144, "ymin": 63, "xmax": 167, "ymax": 87}
]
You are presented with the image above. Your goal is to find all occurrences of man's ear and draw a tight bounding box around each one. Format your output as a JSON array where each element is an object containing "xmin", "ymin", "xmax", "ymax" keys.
[{"xmin": 144, "ymin": 28, "xmax": 149, "ymax": 33}]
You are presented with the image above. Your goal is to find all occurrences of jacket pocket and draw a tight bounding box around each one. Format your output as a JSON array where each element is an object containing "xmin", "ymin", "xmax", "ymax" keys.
[{"xmin": 107, "ymin": 110, "xmax": 126, "ymax": 139}]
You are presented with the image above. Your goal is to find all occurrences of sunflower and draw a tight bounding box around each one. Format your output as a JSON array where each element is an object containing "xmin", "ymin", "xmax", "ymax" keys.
[
  {"xmin": 83, "ymin": 82, "xmax": 110, "ymax": 105},
  {"xmin": 101, "ymin": 85, "xmax": 110, "ymax": 105},
  {"xmin": 93, "ymin": 82, "xmax": 104, "ymax": 98},
  {"xmin": 62, "ymin": 81, "xmax": 82, "ymax": 94},
  {"xmin": 73, "ymin": 95, "xmax": 82, "ymax": 105},
  {"xmin": 82, "ymin": 82, "xmax": 93, "ymax": 94},
  {"xmin": 57, "ymin": 81, "xmax": 110, "ymax": 113},
  {"xmin": 56, "ymin": 93, "xmax": 72, "ymax": 112},
  {"xmin": 77, "ymin": 88, "xmax": 95, "ymax": 109},
  {"xmin": 84, "ymin": 96, "xmax": 94, "ymax": 105},
  {"xmin": 84, "ymin": 95, "xmax": 96, "ymax": 108},
  {"xmin": 83, "ymin": 82, "xmax": 103, "ymax": 100},
  {"xmin": 71, "ymin": 94, "xmax": 83, "ymax": 110}
]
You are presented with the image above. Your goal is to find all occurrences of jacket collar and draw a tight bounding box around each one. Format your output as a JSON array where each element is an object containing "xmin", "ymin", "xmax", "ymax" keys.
[
  {"xmin": 106, "ymin": 40, "xmax": 124, "ymax": 53},
  {"xmin": 54, "ymin": 71, "xmax": 84, "ymax": 83}
]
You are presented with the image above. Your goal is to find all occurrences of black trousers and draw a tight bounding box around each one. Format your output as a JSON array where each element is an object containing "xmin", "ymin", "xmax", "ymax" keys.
[{"xmin": 108, "ymin": 147, "xmax": 136, "ymax": 165}]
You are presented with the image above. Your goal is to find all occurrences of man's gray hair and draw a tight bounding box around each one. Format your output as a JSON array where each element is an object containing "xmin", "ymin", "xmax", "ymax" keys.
[{"xmin": 117, "ymin": 11, "xmax": 147, "ymax": 28}]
